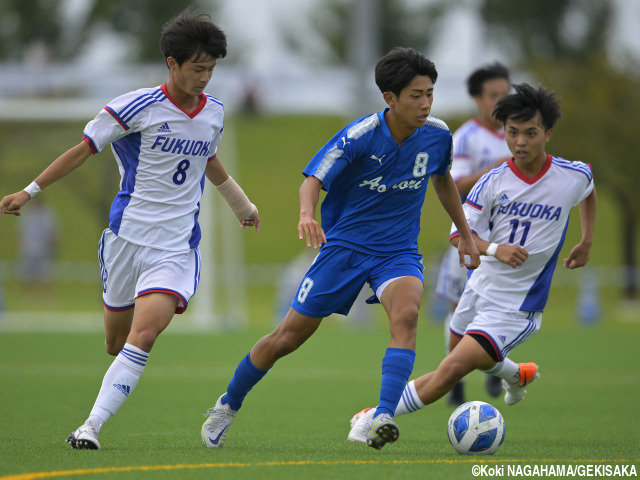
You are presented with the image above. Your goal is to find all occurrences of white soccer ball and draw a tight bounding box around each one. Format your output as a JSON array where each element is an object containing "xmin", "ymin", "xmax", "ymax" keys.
[{"xmin": 447, "ymin": 401, "xmax": 505, "ymax": 455}]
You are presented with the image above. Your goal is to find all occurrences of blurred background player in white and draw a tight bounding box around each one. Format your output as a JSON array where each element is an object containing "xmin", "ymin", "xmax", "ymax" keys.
[
  {"xmin": 434, "ymin": 62, "xmax": 511, "ymax": 405},
  {"xmin": 201, "ymin": 47, "xmax": 480, "ymax": 452},
  {"xmin": 17, "ymin": 196, "xmax": 59, "ymax": 299},
  {"xmin": 0, "ymin": 9, "xmax": 260, "ymax": 450},
  {"xmin": 349, "ymin": 83, "xmax": 596, "ymax": 442}
]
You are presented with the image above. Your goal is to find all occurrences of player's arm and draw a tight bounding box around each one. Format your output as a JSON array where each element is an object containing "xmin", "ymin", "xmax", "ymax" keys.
[
  {"xmin": 451, "ymin": 233, "xmax": 529, "ymax": 269},
  {"xmin": 563, "ymin": 188, "xmax": 596, "ymax": 269},
  {"xmin": 431, "ymin": 171, "xmax": 480, "ymax": 269},
  {"xmin": 455, "ymin": 156, "xmax": 510, "ymax": 196},
  {"xmin": 1, "ymin": 141, "xmax": 92, "ymax": 217},
  {"xmin": 206, "ymin": 155, "xmax": 260, "ymax": 232},
  {"xmin": 298, "ymin": 175, "xmax": 326, "ymax": 249}
]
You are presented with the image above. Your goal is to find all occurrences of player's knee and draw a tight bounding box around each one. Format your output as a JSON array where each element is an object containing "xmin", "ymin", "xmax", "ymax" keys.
[{"xmin": 390, "ymin": 303, "xmax": 419, "ymax": 333}]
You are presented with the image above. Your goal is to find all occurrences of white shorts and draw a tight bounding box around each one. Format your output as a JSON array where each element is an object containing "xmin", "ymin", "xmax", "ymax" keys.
[
  {"xmin": 98, "ymin": 229, "xmax": 201, "ymax": 314},
  {"xmin": 449, "ymin": 288, "xmax": 542, "ymax": 361},
  {"xmin": 435, "ymin": 246, "xmax": 468, "ymax": 304}
]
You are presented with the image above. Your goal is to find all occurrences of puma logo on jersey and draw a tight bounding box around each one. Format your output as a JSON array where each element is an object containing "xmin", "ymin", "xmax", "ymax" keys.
[{"xmin": 370, "ymin": 154, "xmax": 386, "ymax": 165}]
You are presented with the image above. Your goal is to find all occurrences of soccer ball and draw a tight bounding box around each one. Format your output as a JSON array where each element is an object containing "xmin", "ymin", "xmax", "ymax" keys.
[{"xmin": 447, "ymin": 401, "xmax": 505, "ymax": 455}]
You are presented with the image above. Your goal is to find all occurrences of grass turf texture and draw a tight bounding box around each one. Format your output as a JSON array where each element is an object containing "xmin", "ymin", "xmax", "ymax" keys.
[
  {"xmin": 1, "ymin": 316, "xmax": 638, "ymax": 480},
  {"xmin": 1, "ymin": 115, "xmax": 639, "ymax": 478}
]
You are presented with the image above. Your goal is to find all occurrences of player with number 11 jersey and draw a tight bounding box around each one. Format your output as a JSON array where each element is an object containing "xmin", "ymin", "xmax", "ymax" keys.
[{"xmin": 453, "ymin": 155, "xmax": 593, "ymax": 312}]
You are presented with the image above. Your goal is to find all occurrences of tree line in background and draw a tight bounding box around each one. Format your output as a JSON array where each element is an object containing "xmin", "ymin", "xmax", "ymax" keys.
[{"xmin": 0, "ymin": 0, "xmax": 637, "ymax": 298}]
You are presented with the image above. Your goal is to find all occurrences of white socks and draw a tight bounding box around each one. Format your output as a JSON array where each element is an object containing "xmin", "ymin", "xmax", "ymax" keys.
[
  {"xmin": 394, "ymin": 380, "xmax": 425, "ymax": 417},
  {"xmin": 484, "ymin": 357, "xmax": 519, "ymax": 384},
  {"xmin": 87, "ymin": 343, "xmax": 148, "ymax": 432}
]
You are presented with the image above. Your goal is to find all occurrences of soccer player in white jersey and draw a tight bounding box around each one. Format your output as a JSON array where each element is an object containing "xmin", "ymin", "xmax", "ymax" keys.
[
  {"xmin": 0, "ymin": 10, "xmax": 260, "ymax": 450},
  {"xmin": 435, "ymin": 63, "xmax": 512, "ymax": 405},
  {"xmin": 348, "ymin": 82, "xmax": 596, "ymax": 442},
  {"xmin": 200, "ymin": 47, "xmax": 480, "ymax": 451}
]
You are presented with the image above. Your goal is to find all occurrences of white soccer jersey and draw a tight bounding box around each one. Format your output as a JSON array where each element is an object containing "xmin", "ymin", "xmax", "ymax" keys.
[
  {"xmin": 450, "ymin": 119, "xmax": 511, "ymax": 185},
  {"xmin": 83, "ymin": 84, "xmax": 224, "ymax": 251},
  {"xmin": 451, "ymin": 155, "xmax": 594, "ymax": 312},
  {"xmin": 435, "ymin": 119, "xmax": 511, "ymax": 303}
]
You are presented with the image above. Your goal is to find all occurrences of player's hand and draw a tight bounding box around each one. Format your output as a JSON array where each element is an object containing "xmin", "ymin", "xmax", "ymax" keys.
[
  {"xmin": 298, "ymin": 214, "xmax": 326, "ymax": 249},
  {"xmin": 495, "ymin": 244, "xmax": 529, "ymax": 269},
  {"xmin": 457, "ymin": 236, "xmax": 481, "ymax": 270},
  {"xmin": 563, "ymin": 242, "xmax": 590, "ymax": 269},
  {"xmin": 240, "ymin": 208, "xmax": 260, "ymax": 233},
  {"xmin": 0, "ymin": 191, "xmax": 31, "ymax": 217}
]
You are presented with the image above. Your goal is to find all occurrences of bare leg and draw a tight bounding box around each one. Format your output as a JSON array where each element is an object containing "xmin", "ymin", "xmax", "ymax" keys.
[
  {"xmin": 250, "ymin": 307, "xmax": 323, "ymax": 369},
  {"xmin": 413, "ymin": 335, "xmax": 497, "ymax": 406},
  {"xmin": 103, "ymin": 307, "xmax": 134, "ymax": 356}
]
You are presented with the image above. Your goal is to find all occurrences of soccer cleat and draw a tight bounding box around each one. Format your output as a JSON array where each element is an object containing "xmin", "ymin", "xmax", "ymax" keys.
[
  {"xmin": 347, "ymin": 407, "xmax": 375, "ymax": 443},
  {"xmin": 503, "ymin": 362, "xmax": 539, "ymax": 405},
  {"xmin": 447, "ymin": 381, "xmax": 466, "ymax": 406},
  {"xmin": 66, "ymin": 423, "xmax": 101, "ymax": 450},
  {"xmin": 366, "ymin": 413, "xmax": 399, "ymax": 450},
  {"xmin": 485, "ymin": 374, "xmax": 503, "ymax": 397},
  {"xmin": 201, "ymin": 394, "xmax": 237, "ymax": 448}
]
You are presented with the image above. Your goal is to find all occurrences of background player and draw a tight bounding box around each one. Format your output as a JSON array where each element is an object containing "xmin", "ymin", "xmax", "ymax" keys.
[
  {"xmin": 434, "ymin": 62, "xmax": 511, "ymax": 404},
  {"xmin": 348, "ymin": 82, "xmax": 596, "ymax": 441},
  {"xmin": 201, "ymin": 47, "xmax": 480, "ymax": 451},
  {"xmin": 0, "ymin": 9, "xmax": 260, "ymax": 450}
]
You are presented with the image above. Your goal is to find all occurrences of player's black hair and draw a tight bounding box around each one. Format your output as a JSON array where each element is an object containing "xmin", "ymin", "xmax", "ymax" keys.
[
  {"xmin": 466, "ymin": 62, "xmax": 510, "ymax": 97},
  {"xmin": 160, "ymin": 8, "xmax": 227, "ymax": 66},
  {"xmin": 493, "ymin": 83, "xmax": 562, "ymax": 131},
  {"xmin": 375, "ymin": 47, "xmax": 438, "ymax": 96}
]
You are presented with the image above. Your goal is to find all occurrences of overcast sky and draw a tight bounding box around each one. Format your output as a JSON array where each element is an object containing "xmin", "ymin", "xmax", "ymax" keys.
[
  {"xmin": 213, "ymin": 0, "xmax": 640, "ymax": 72},
  {"xmin": 7, "ymin": 0, "xmax": 638, "ymax": 118}
]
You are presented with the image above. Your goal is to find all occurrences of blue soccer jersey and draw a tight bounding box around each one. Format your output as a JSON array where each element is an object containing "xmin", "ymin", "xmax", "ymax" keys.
[{"xmin": 303, "ymin": 110, "xmax": 452, "ymax": 255}]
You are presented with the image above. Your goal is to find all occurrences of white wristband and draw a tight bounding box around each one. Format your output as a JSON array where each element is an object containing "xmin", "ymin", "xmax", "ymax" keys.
[
  {"xmin": 485, "ymin": 243, "xmax": 499, "ymax": 257},
  {"xmin": 23, "ymin": 181, "xmax": 41, "ymax": 198},
  {"xmin": 214, "ymin": 176, "xmax": 256, "ymax": 220}
]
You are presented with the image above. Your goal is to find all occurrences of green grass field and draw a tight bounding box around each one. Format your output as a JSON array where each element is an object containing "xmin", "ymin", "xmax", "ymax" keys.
[
  {"xmin": 1, "ymin": 311, "xmax": 639, "ymax": 480},
  {"xmin": 1, "ymin": 114, "xmax": 639, "ymax": 479}
]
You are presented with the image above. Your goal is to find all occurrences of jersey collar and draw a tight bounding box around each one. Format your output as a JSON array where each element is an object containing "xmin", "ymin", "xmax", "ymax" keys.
[
  {"xmin": 378, "ymin": 108, "xmax": 421, "ymax": 146},
  {"xmin": 161, "ymin": 83, "xmax": 207, "ymax": 119},
  {"xmin": 508, "ymin": 154, "xmax": 552, "ymax": 185},
  {"xmin": 472, "ymin": 118, "xmax": 505, "ymax": 140}
]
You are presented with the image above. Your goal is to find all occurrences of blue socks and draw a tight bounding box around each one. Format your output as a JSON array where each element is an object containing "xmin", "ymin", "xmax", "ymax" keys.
[
  {"xmin": 222, "ymin": 353, "xmax": 270, "ymax": 411},
  {"xmin": 374, "ymin": 347, "xmax": 416, "ymax": 418}
]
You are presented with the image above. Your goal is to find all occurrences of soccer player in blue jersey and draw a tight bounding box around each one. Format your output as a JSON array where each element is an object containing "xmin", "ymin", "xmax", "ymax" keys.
[
  {"xmin": 348, "ymin": 83, "xmax": 596, "ymax": 443},
  {"xmin": 1, "ymin": 10, "xmax": 260, "ymax": 450},
  {"xmin": 201, "ymin": 47, "xmax": 480, "ymax": 450}
]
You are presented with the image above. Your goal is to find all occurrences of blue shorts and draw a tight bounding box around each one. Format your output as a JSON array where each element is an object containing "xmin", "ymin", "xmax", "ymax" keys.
[{"xmin": 291, "ymin": 245, "xmax": 424, "ymax": 318}]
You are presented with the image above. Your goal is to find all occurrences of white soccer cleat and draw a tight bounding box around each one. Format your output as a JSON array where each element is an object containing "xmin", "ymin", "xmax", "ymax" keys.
[
  {"xmin": 366, "ymin": 413, "xmax": 399, "ymax": 450},
  {"xmin": 503, "ymin": 362, "xmax": 540, "ymax": 405},
  {"xmin": 66, "ymin": 423, "xmax": 101, "ymax": 450},
  {"xmin": 347, "ymin": 407, "xmax": 375, "ymax": 443},
  {"xmin": 201, "ymin": 393, "xmax": 237, "ymax": 448}
]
